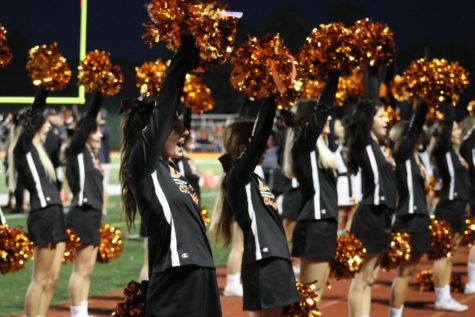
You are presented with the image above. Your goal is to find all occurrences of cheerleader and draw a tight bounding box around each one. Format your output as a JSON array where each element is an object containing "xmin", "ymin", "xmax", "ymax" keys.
[
  {"xmin": 14, "ymin": 86, "xmax": 67, "ymax": 317},
  {"xmin": 332, "ymin": 116, "xmax": 361, "ymax": 233},
  {"xmin": 430, "ymin": 101, "xmax": 469, "ymax": 311},
  {"xmin": 120, "ymin": 35, "xmax": 221, "ymax": 317},
  {"xmin": 211, "ymin": 95, "xmax": 299, "ymax": 316},
  {"xmin": 66, "ymin": 91, "xmax": 104, "ymax": 317},
  {"xmin": 459, "ymin": 116, "xmax": 475, "ymax": 294},
  {"xmin": 283, "ymin": 71, "xmax": 339, "ymax": 298},
  {"xmin": 345, "ymin": 67, "xmax": 396, "ymax": 317},
  {"xmin": 387, "ymin": 100, "xmax": 430, "ymax": 317}
]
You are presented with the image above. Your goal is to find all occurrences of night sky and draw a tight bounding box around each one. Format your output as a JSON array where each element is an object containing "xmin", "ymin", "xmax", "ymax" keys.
[{"xmin": 0, "ymin": 0, "xmax": 474, "ymax": 112}]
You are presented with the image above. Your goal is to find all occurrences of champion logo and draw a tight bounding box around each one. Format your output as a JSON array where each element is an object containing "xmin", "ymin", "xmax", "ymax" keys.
[
  {"xmin": 262, "ymin": 247, "xmax": 269, "ymax": 253},
  {"xmin": 181, "ymin": 253, "xmax": 189, "ymax": 259}
]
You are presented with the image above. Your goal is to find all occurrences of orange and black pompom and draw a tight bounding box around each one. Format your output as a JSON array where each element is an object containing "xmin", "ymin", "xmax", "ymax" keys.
[
  {"xmin": 0, "ymin": 225, "xmax": 34, "ymax": 274},
  {"xmin": 230, "ymin": 34, "xmax": 305, "ymax": 109},
  {"xmin": 112, "ymin": 280, "xmax": 149, "ymax": 316},
  {"xmin": 403, "ymin": 58, "xmax": 469, "ymax": 107},
  {"xmin": 428, "ymin": 217, "xmax": 454, "ymax": 261},
  {"xmin": 330, "ymin": 232, "xmax": 366, "ymax": 280},
  {"xmin": 298, "ymin": 23, "xmax": 359, "ymax": 77},
  {"xmin": 142, "ymin": 0, "xmax": 238, "ymax": 71},
  {"xmin": 26, "ymin": 42, "xmax": 71, "ymax": 91},
  {"xmin": 63, "ymin": 227, "xmax": 81, "ymax": 264},
  {"xmin": 351, "ymin": 18, "xmax": 394, "ymax": 67},
  {"xmin": 0, "ymin": 24, "xmax": 13, "ymax": 68},
  {"xmin": 78, "ymin": 50, "xmax": 123, "ymax": 96},
  {"xmin": 135, "ymin": 59, "xmax": 168, "ymax": 96},
  {"xmin": 97, "ymin": 224, "xmax": 123, "ymax": 263},
  {"xmin": 380, "ymin": 232, "xmax": 411, "ymax": 271},
  {"xmin": 182, "ymin": 74, "xmax": 214, "ymax": 114},
  {"xmin": 283, "ymin": 280, "xmax": 321, "ymax": 317}
]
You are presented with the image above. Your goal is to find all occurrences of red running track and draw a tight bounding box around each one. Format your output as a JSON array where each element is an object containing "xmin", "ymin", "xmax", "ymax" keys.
[{"xmin": 10, "ymin": 246, "xmax": 475, "ymax": 316}]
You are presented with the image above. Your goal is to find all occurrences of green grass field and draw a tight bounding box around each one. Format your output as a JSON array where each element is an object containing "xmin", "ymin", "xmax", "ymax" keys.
[{"xmin": 0, "ymin": 158, "xmax": 228, "ymax": 316}]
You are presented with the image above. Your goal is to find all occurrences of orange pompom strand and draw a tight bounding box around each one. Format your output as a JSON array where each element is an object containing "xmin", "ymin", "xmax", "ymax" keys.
[
  {"xmin": 97, "ymin": 224, "xmax": 123, "ymax": 263},
  {"xmin": 380, "ymin": 232, "xmax": 411, "ymax": 271},
  {"xmin": 283, "ymin": 280, "xmax": 321, "ymax": 317},
  {"xmin": 330, "ymin": 232, "xmax": 366, "ymax": 280},
  {"xmin": 182, "ymin": 74, "xmax": 214, "ymax": 114},
  {"xmin": 135, "ymin": 59, "xmax": 168, "ymax": 96},
  {"xmin": 0, "ymin": 225, "xmax": 34, "ymax": 274},
  {"xmin": 0, "ymin": 24, "xmax": 13, "ymax": 68}
]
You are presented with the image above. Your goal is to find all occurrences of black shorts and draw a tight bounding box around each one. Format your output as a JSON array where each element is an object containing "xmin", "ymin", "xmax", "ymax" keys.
[
  {"xmin": 351, "ymin": 204, "xmax": 392, "ymax": 253},
  {"xmin": 241, "ymin": 257, "xmax": 299, "ymax": 311},
  {"xmin": 66, "ymin": 206, "xmax": 101, "ymax": 246},
  {"xmin": 392, "ymin": 214, "xmax": 431, "ymax": 255},
  {"xmin": 27, "ymin": 205, "xmax": 67, "ymax": 246},
  {"xmin": 281, "ymin": 189, "xmax": 302, "ymax": 220},
  {"xmin": 146, "ymin": 265, "xmax": 221, "ymax": 317},
  {"xmin": 292, "ymin": 219, "xmax": 337, "ymax": 259},
  {"xmin": 435, "ymin": 200, "xmax": 467, "ymax": 233}
]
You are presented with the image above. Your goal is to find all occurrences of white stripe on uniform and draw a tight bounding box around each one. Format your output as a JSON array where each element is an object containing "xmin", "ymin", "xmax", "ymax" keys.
[
  {"xmin": 26, "ymin": 152, "xmax": 47, "ymax": 208},
  {"xmin": 405, "ymin": 159, "xmax": 414, "ymax": 214},
  {"xmin": 366, "ymin": 145, "xmax": 380, "ymax": 205},
  {"xmin": 446, "ymin": 152, "xmax": 455, "ymax": 200},
  {"xmin": 77, "ymin": 153, "xmax": 85, "ymax": 206},
  {"xmin": 151, "ymin": 172, "xmax": 180, "ymax": 267},
  {"xmin": 245, "ymin": 183, "xmax": 262, "ymax": 260},
  {"xmin": 310, "ymin": 151, "xmax": 321, "ymax": 219}
]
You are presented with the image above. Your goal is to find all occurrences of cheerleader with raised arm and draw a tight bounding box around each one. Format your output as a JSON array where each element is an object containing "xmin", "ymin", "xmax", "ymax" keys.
[
  {"xmin": 460, "ymin": 116, "xmax": 475, "ymax": 294},
  {"xmin": 14, "ymin": 87, "xmax": 67, "ymax": 317},
  {"xmin": 283, "ymin": 71, "xmax": 339, "ymax": 299},
  {"xmin": 65, "ymin": 92, "xmax": 104, "ymax": 317},
  {"xmin": 345, "ymin": 67, "xmax": 396, "ymax": 317},
  {"xmin": 429, "ymin": 101, "xmax": 469, "ymax": 312},
  {"xmin": 387, "ymin": 100, "xmax": 430, "ymax": 317},
  {"xmin": 211, "ymin": 96, "xmax": 299, "ymax": 315},
  {"xmin": 120, "ymin": 35, "xmax": 221, "ymax": 317}
]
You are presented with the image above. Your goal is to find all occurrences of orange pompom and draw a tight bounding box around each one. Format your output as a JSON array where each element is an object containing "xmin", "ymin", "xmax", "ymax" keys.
[
  {"xmin": 428, "ymin": 217, "xmax": 454, "ymax": 261},
  {"xmin": 112, "ymin": 280, "xmax": 149, "ymax": 316},
  {"xmin": 352, "ymin": 18, "xmax": 394, "ymax": 67},
  {"xmin": 0, "ymin": 24, "xmax": 13, "ymax": 68},
  {"xmin": 330, "ymin": 232, "xmax": 366, "ymax": 279},
  {"xmin": 142, "ymin": 0, "xmax": 238, "ymax": 71},
  {"xmin": 182, "ymin": 74, "xmax": 214, "ymax": 113},
  {"xmin": 283, "ymin": 280, "xmax": 321, "ymax": 317},
  {"xmin": 97, "ymin": 224, "xmax": 123, "ymax": 263},
  {"xmin": 26, "ymin": 42, "xmax": 71, "ymax": 91},
  {"xmin": 135, "ymin": 59, "xmax": 168, "ymax": 96},
  {"xmin": 380, "ymin": 232, "xmax": 411, "ymax": 271},
  {"xmin": 0, "ymin": 225, "xmax": 34, "ymax": 274},
  {"xmin": 78, "ymin": 50, "xmax": 123, "ymax": 96},
  {"xmin": 63, "ymin": 227, "xmax": 81, "ymax": 264}
]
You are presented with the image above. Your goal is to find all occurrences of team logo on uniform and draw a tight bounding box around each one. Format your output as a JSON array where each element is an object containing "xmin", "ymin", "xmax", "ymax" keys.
[
  {"xmin": 258, "ymin": 178, "xmax": 277, "ymax": 211},
  {"xmin": 170, "ymin": 166, "xmax": 200, "ymax": 205}
]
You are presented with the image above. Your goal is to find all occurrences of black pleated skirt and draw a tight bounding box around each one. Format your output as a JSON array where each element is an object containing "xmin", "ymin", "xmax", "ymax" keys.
[
  {"xmin": 292, "ymin": 219, "xmax": 337, "ymax": 259},
  {"xmin": 66, "ymin": 206, "xmax": 102, "ymax": 246},
  {"xmin": 27, "ymin": 205, "xmax": 67, "ymax": 246},
  {"xmin": 392, "ymin": 213, "xmax": 431, "ymax": 255},
  {"xmin": 351, "ymin": 204, "xmax": 392, "ymax": 253},
  {"xmin": 434, "ymin": 200, "xmax": 468, "ymax": 233},
  {"xmin": 146, "ymin": 265, "xmax": 221, "ymax": 317},
  {"xmin": 241, "ymin": 257, "xmax": 299, "ymax": 311}
]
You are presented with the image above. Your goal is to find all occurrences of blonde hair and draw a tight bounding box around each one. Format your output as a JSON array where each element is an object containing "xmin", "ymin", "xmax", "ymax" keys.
[{"xmin": 32, "ymin": 134, "xmax": 56, "ymax": 182}]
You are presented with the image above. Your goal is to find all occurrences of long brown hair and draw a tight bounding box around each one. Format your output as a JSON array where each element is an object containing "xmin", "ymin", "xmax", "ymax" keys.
[
  {"xmin": 119, "ymin": 97, "xmax": 154, "ymax": 230},
  {"xmin": 209, "ymin": 119, "xmax": 254, "ymax": 248}
]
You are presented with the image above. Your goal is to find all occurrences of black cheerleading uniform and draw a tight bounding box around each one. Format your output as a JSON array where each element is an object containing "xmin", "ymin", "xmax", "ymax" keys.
[
  {"xmin": 13, "ymin": 87, "xmax": 66, "ymax": 246},
  {"xmin": 66, "ymin": 92, "xmax": 104, "ymax": 246},
  {"xmin": 290, "ymin": 73, "xmax": 339, "ymax": 260},
  {"xmin": 220, "ymin": 98, "xmax": 299, "ymax": 311},
  {"xmin": 125, "ymin": 37, "xmax": 221, "ymax": 317},
  {"xmin": 460, "ymin": 122, "xmax": 475, "ymax": 218},
  {"xmin": 433, "ymin": 102, "xmax": 470, "ymax": 233},
  {"xmin": 281, "ymin": 177, "xmax": 302, "ymax": 220},
  {"xmin": 391, "ymin": 101, "xmax": 431, "ymax": 255},
  {"xmin": 349, "ymin": 71, "xmax": 397, "ymax": 253}
]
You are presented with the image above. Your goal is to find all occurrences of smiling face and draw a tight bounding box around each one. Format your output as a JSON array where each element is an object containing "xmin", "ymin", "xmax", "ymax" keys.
[
  {"xmin": 451, "ymin": 121, "xmax": 461, "ymax": 145},
  {"xmin": 372, "ymin": 106, "xmax": 388, "ymax": 141},
  {"xmin": 37, "ymin": 120, "xmax": 51, "ymax": 143},
  {"xmin": 87, "ymin": 127, "xmax": 103, "ymax": 152},
  {"xmin": 334, "ymin": 118, "xmax": 345, "ymax": 140},
  {"xmin": 162, "ymin": 118, "xmax": 189, "ymax": 161}
]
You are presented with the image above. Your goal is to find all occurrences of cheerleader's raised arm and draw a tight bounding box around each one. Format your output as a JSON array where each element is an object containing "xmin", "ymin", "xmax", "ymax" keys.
[{"xmin": 128, "ymin": 35, "xmax": 195, "ymax": 177}]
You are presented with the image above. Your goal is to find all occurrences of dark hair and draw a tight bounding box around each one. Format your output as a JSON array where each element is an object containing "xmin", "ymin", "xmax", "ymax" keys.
[
  {"xmin": 210, "ymin": 119, "xmax": 254, "ymax": 248},
  {"xmin": 345, "ymin": 100, "xmax": 384, "ymax": 174},
  {"xmin": 119, "ymin": 97, "xmax": 154, "ymax": 230}
]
